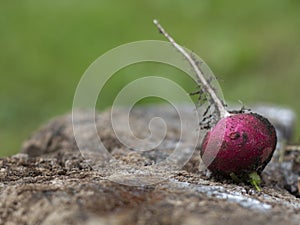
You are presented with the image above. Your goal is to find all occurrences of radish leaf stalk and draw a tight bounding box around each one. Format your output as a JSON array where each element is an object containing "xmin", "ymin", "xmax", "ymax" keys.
[{"xmin": 153, "ymin": 19, "xmax": 230, "ymax": 120}]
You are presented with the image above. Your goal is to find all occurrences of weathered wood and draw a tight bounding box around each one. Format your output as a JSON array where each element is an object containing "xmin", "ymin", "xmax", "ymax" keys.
[{"xmin": 0, "ymin": 106, "xmax": 299, "ymax": 225}]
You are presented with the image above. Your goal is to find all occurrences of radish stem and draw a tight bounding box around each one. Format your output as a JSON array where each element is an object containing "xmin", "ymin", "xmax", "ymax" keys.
[{"xmin": 153, "ymin": 19, "xmax": 230, "ymax": 119}]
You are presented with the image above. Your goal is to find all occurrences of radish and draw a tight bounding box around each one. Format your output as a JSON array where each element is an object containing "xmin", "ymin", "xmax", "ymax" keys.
[{"xmin": 153, "ymin": 20, "xmax": 277, "ymax": 190}]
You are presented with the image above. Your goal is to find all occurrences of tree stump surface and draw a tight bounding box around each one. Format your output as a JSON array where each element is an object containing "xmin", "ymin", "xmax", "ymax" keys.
[{"xmin": 0, "ymin": 106, "xmax": 299, "ymax": 225}]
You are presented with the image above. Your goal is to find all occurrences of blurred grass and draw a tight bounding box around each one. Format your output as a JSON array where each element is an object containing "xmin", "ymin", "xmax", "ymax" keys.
[{"xmin": 0, "ymin": 0, "xmax": 299, "ymax": 156}]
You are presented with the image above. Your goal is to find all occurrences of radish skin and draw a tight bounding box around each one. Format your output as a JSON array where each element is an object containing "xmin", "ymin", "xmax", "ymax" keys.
[{"xmin": 200, "ymin": 113, "xmax": 277, "ymax": 175}]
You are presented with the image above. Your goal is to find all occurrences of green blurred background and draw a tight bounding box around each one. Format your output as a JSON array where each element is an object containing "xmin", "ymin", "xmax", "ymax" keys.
[{"xmin": 0, "ymin": 0, "xmax": 299, "ymax": 156}]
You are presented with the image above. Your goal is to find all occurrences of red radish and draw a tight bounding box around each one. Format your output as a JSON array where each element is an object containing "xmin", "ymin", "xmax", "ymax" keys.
[
  {"xmin": 153, "ymin": 20, "xmax": 277, "ymax": 189},
  {"xmin": 201, "ymin": 113, "xmax": 276, "ymax": 175}
]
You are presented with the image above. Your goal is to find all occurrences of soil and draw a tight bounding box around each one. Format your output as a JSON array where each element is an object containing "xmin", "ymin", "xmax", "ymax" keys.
[{"xmin": 0, "ymin": 105, "xmax": 299, "ymax": 225}]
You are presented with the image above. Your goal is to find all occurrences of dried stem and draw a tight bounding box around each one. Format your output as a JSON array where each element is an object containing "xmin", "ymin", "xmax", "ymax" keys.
[{"xmin": 153, "ymin": 19, "xmax": 229, "ymax": 119}]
